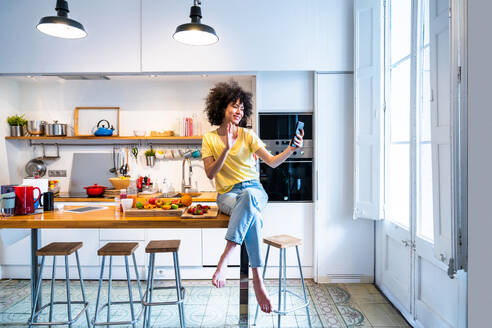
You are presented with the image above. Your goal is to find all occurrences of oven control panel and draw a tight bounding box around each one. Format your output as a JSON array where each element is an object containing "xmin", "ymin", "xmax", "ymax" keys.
[{"xmin": 263, "ymin": 140, "xmax": 313, "ymax": 159}]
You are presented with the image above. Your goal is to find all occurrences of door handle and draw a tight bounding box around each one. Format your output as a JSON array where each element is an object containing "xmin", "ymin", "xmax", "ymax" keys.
[{"xmin": 401, "ymin": 240, "xmax": 410, "ymax": 247}]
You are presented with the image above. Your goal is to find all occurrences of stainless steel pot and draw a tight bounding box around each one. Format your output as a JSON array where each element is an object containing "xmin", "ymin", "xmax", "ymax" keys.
[
  {"xmin": 27, "ymin": 120, "xmax": 46, "ymax": 136},
  {"xmin": 10, "ymin": 126, "xmax": 24, "ymax": 137},
  {"xmin": 45, "ymin": 121, "xmax": 67, "ymax": 136}
]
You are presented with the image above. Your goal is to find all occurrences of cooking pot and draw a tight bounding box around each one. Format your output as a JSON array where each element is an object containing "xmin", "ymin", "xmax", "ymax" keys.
[
  {"xmin": 83, "ymin": 184, "xmax": 107, "ymax": 197},
  {"xmin": 94, "ymin": 119, "xmax": 114, "ymax": 136},
  {"xmin": 27, "ymin": 120, "xmax": 46, "ymax": 136},
  {"xmin": 45, "ymin": 120, "xmax": 67, "ymax": 136}
]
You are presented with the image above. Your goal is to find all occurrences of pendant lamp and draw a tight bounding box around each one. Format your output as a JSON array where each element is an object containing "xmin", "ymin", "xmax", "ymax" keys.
[
  {"xmin": 173, "ymin": 0, "xmax": 218, "ymax": 46},
  {"xmin": 37, "ymin": 0, "xmax": 87, "ymax": 39}
]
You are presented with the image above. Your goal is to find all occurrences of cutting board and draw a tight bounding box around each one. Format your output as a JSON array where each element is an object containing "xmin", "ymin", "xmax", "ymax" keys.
[
  {"xmin": 124, "ymin": 208, "xmax": 184, "ymax": 217},
  {"xmin": 181, "ymin": 206, "xmax": 219, "ymax": 219}
]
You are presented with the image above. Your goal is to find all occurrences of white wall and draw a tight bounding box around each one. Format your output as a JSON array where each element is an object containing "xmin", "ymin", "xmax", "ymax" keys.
[
  {"xmin": 467, "ymin": 1, "xmax": 492, "ymax": 327},
  {"xmin": 1, "ymin": 75, "xmax": 255, "ymax": 192},
  {"xmin": 316, "ymin": 73, "xmax": 375, "ymax": 283}
]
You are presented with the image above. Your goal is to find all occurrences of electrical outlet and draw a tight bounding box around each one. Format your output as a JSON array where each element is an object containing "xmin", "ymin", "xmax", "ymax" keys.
[
  {"xmin": 154, "ymin": 269, "xmax": 166, "ymax": 278},
  {"xmin": 48, "ymin": 170, "xmax": 67, "ymax": 177}
]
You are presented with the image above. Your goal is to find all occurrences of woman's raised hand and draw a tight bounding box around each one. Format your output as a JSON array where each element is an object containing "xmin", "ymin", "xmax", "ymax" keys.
[
  {"xmin": 289, "ymin": 129, "xmax": 304, "ymax": 149},
  {"xmin": 225, "ymin": 122, "xmax": 238, "ymax": 150}
]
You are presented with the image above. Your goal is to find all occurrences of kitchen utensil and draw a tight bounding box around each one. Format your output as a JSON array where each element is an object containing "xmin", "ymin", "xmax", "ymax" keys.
[
  {"xmin": 27, "ymin": 120, "xmax": 46, "ymax": 136},
  {"xmin": 25, "ymin": 158, "xmax": 47, "ymax": 177},
  {"xmin": 164, "ymin": 149, "xmax": 173, "ymax": 159},
  {"xmin": 109, "ymin": 147, "xmax": 117, "ymax": 174},
  {"xmin": 40, "ymin": 191, "xmax": 55, "ymax": 211},
  {"xmin": 40, "ymin": 144, "xmax": 60, "ymax": 160},
  {"xmin": 94, "ymin": 119, "xmax": 114, "ymax": 136},
  {"xmin": 83, "ymin": 184, "xmax": 107, "ymax": 197},
  {"xmin": 133, "ymin": 130, "xmax": 146, "ymax": 136},
  {"xmin": 131, "ymin": 146, "xmax": 138, "ymax": 160},
  {"xmin": 45, "ymin": 120, "xmax": 67, "ymax": 136},
  {"xmin": 14, "ymin": 185, "xmax": 41, "ymax": 215}
]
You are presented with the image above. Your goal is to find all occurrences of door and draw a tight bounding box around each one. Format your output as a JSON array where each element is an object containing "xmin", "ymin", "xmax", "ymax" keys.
[{"xmin": 377, "ymin": 0, "xmax": 413, "ymax": 313}]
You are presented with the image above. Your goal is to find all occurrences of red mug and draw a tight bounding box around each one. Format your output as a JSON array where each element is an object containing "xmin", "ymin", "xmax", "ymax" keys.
[{"xmin": 15, "ymin": 186, "xmax": 41, "ymax": 215}]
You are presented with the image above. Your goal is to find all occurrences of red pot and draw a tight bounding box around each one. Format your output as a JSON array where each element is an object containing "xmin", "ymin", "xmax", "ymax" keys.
[{"xmin": 83, "ymin": 184, "xmax": 107, "ymax": 197}]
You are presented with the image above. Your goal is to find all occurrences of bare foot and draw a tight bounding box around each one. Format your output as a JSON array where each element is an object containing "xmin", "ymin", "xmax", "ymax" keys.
[
  {"xmin": 253, "ymin": 275, "xmax": 272, "ymax": 313},
  {"xmin": 212, "ymin": 265, "xmax": 227, "ymax": 288}
]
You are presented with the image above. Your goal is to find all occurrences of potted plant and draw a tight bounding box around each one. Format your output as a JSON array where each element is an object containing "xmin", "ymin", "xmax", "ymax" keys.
[
  {"xmin": 7, "ymin": 114, "xmax": 27, "ymax": 136},
  {"xmin": 145, "ymin": 148, "xmax": 156, "ymax": 167}
]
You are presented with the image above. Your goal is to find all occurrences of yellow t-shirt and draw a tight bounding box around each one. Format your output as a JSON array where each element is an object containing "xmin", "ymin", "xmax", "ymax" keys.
[{"xmin": 201, "ymin": 127, "xmax": 265, "ymax": 194}]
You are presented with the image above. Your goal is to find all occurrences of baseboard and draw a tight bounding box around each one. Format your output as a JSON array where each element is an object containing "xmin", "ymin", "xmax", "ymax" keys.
[
  {"xmin": 0, "ymin": 265, "xmax": 313, "ymax": 281},
  {"xmin": 317, "ymin": 274, "xmax": 374, "ymax": 284}
]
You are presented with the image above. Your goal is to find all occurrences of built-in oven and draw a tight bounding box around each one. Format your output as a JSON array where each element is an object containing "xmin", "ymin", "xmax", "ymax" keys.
[{"xmin": 259, "ymin": 113, "xmax": 313, "ymax": 202}]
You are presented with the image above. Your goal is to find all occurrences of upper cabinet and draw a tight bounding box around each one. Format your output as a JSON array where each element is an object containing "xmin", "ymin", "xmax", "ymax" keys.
[
  {"xmin": 141, "ymin": 0, "xmax": 354, "ymax": 72},
  {"xmin": 0, "ymin": 0, "xmax": 141, "ymax": 74}
]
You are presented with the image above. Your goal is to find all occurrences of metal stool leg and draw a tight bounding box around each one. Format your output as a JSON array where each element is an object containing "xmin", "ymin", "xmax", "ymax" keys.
[
  {"xmin": 29, "ymin": 256, "xmax": 45, "ymax": 328},
  {"xmin": 277, "ymin": 248, "xmax": 283, "ymax": 328},
  {"xmin": 64, "ymin": 255, "xmax": 73, "ymax": 328},
  {"xmin": 143, "ymin": 254, "xmax": 152, "ymax": 328},
  {"xmin": 124, "ymin": 256, "xmax": 137, "ymax": 328},
  {"xmin": 146, "ymin": 253, "xmax": 156, "ymax": 328},
  {"xmin": 107, "ymin": 256, "xmax": 112, "ymax": 328},
  {"xmin": 92, "ymin": 256, "xmax": 106, "ymax": 326},
  {"xmin": 173, "ymin": 252, "xmax": 185, "ymax": 328},
  {"xmin": 296, "ymin": 246, "xmax": 311, "ymax": 327},
  {"xmin": 48, "ymin": 256, "xmax": 56, "ymax": 328},
  {"xmin": 283, "ymin": 249, "xmax": 287, "ymax": 314},
  {"xmin": 75, "ymin": 251, "xmax": 91, "ymax": 328},
  {"xmin": 131, "ymin": 253, "xmax": 144, "ymax": 303},
  {"xmin": 254, "ymin": 245, "xmax": 270, "ymax": 325}
]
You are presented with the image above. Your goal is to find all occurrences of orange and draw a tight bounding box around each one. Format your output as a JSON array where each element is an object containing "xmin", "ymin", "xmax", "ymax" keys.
[{"xmin": 180, "ymin": 195, "xmax": 192, "ymax": 207}]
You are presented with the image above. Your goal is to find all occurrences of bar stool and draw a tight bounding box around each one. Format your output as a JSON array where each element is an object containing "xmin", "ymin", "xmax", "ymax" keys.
[
  {"xmin": 92, "ymin": 242, "xmax": 144, "ymax": 328},
  {"xmin": 28, "ymin": 242, "xmax": 91, "ymax": 328},
  {"xmin": 254, "ymin": 234, "xmax": 311, "ymax": 328},
  {"xmin": 143, "ymin": 240, "xmax": 185, "ymax": 328}
]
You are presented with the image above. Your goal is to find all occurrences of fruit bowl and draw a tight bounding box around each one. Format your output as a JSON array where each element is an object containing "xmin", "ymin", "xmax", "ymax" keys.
[{"xmin": 109, "ymin": 177, "xmax": 130, "ymax": 190}]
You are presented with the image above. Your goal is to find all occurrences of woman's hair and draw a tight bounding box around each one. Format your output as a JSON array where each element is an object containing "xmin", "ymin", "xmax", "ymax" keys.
[{"xmin": 204, "ymin": 80, "xmax": 253, "ymax": 127}]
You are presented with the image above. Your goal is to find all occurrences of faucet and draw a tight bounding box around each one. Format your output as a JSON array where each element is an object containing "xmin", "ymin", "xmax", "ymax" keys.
[{"xmin": 182, "ymin": 155, "xmax": 193, "ymax": 193}]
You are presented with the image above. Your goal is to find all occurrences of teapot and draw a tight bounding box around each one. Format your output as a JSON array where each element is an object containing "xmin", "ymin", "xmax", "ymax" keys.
[{"xmin": 94, "ymin": 119, "xmax": 114, "ymax": 136}]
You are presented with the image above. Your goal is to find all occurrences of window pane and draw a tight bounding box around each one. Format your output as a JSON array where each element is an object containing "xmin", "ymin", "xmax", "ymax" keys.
[
  {"xmin": 390, "ymin": 0, "xmax": 412, "ymax": 64},
  {"xmin": 418, "ymin": 143, "xmax": 434, "ymax": 240},
  {"xmin": 387, "ymin": 143, "xmax": 410, "ymax": 228},
  {"xmin": 389, "ymin": 59, "xmax": 411, "ymax": 142}
]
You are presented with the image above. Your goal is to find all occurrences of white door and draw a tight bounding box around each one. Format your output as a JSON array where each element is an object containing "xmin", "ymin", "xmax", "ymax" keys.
[{"xmin": 377, "ymin": 0, "xmax": 413, "ymax": 314}]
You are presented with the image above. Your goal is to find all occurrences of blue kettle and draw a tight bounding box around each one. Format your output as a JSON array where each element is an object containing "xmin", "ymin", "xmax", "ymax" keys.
[{"xmin": 94, "ymin": 119, "xmax": 114, "ymax": 136}]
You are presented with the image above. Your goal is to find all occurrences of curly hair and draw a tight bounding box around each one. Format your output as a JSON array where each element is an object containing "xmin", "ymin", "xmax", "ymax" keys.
[{"xmin": 204, "ymin": 80, "xmax": 253, "ymax": 127}]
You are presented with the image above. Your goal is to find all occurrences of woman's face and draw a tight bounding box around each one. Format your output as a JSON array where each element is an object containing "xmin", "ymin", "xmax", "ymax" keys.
[{"xmin": 223, "ymin": 99, "xmax": 244, "ymax": 125}]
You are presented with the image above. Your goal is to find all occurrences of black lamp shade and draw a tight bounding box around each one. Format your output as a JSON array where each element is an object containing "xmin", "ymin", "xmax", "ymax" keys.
[
  {"xmin": 173, "ymin": 23, "xmax": 218, "ymax": 46},
  {"xmin": 37, "ymin": 16, "xmax": 87, "ymax": 39}
]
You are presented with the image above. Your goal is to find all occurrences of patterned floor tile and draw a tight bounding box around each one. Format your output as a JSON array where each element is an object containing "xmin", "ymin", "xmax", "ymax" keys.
[{"xmin": 0, "ymin": 279, "xmax": 412, "ymax": 327}]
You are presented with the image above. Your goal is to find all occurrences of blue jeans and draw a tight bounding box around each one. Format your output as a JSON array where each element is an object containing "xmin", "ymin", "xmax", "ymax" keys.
[{"xmin": 216, "ymin": 180, "xmax": 269, "ymax": 268}]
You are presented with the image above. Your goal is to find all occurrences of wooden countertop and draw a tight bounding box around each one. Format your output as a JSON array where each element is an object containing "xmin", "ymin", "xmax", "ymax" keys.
[
  {"xmin": 0, "ymin": 206, "xmax": 229, "ymax": 229},
  {"xmin": 54, "ymin": 191, "xmax": 218, "ymax": 203}
]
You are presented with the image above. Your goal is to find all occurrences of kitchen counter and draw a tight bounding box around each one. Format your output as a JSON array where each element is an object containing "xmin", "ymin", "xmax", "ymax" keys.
[
  {"xmin": 54, "ymin": 191, "xmax": 218, "ymax": 203},
  {"xmin": 0, "ymin": 205, "xmax": 228, "ymax": 229}
]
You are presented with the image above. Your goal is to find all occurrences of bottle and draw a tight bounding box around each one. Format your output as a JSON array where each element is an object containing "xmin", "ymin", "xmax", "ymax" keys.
[
  {"xmin": 127, "ymin": 178, "xmax": 138, "ymax": 208},
  {"xmin": 119, "ymin": 189, "xmax": 127, "ymax": 212},
  {"xmin": 161, "ymin": 178, "xmax": 169, "ymax": 197}
]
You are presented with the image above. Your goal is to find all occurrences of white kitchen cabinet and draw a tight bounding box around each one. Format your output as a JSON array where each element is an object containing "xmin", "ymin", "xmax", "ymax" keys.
[
  {"xmin": 100, "ymin": 229, "xmax": 145, "ymax": 241},
  {"xmin": 147, "ymin": 228, "xmax": 202, "ymax": 267},
  {"xmin": 0, "ymin": 0, "xmax": 141, "ymax": 74},
  {"xmin": 142, "ymin": 0, "xmax": 353, "ymax": 72},
  {"xmin": 202, "ymin": 228, "xmax": 241, "ymax": 266},
  {"xmin": 257, "ymin": 71, "xmax": 314, "ymax": 112},
  {"xmin": 42, "ymin": 229, "xmax": 100, "ymax": 266}
]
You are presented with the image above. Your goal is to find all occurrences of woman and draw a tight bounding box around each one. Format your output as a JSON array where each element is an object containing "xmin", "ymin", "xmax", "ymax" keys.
[{"xmin": 201, "ymin": 80, "xmax": 304, "ymax": 313}]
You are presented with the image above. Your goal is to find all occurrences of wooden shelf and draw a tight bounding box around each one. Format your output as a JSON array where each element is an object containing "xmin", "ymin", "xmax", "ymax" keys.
[{"xmin": 5, "ymin": 136, "xmax": 202, "ymax": 141}]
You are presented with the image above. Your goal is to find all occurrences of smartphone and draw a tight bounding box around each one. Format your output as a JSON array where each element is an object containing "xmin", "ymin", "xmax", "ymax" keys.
[{"xmin": 290, "ymin": 121, "xmax": 304, "ymax": 147}]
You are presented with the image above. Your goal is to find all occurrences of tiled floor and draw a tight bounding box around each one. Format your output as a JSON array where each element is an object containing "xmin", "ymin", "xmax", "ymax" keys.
[{"xmin": 0, "ymin": 279, "xmax": 410, "ymax": 327}]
